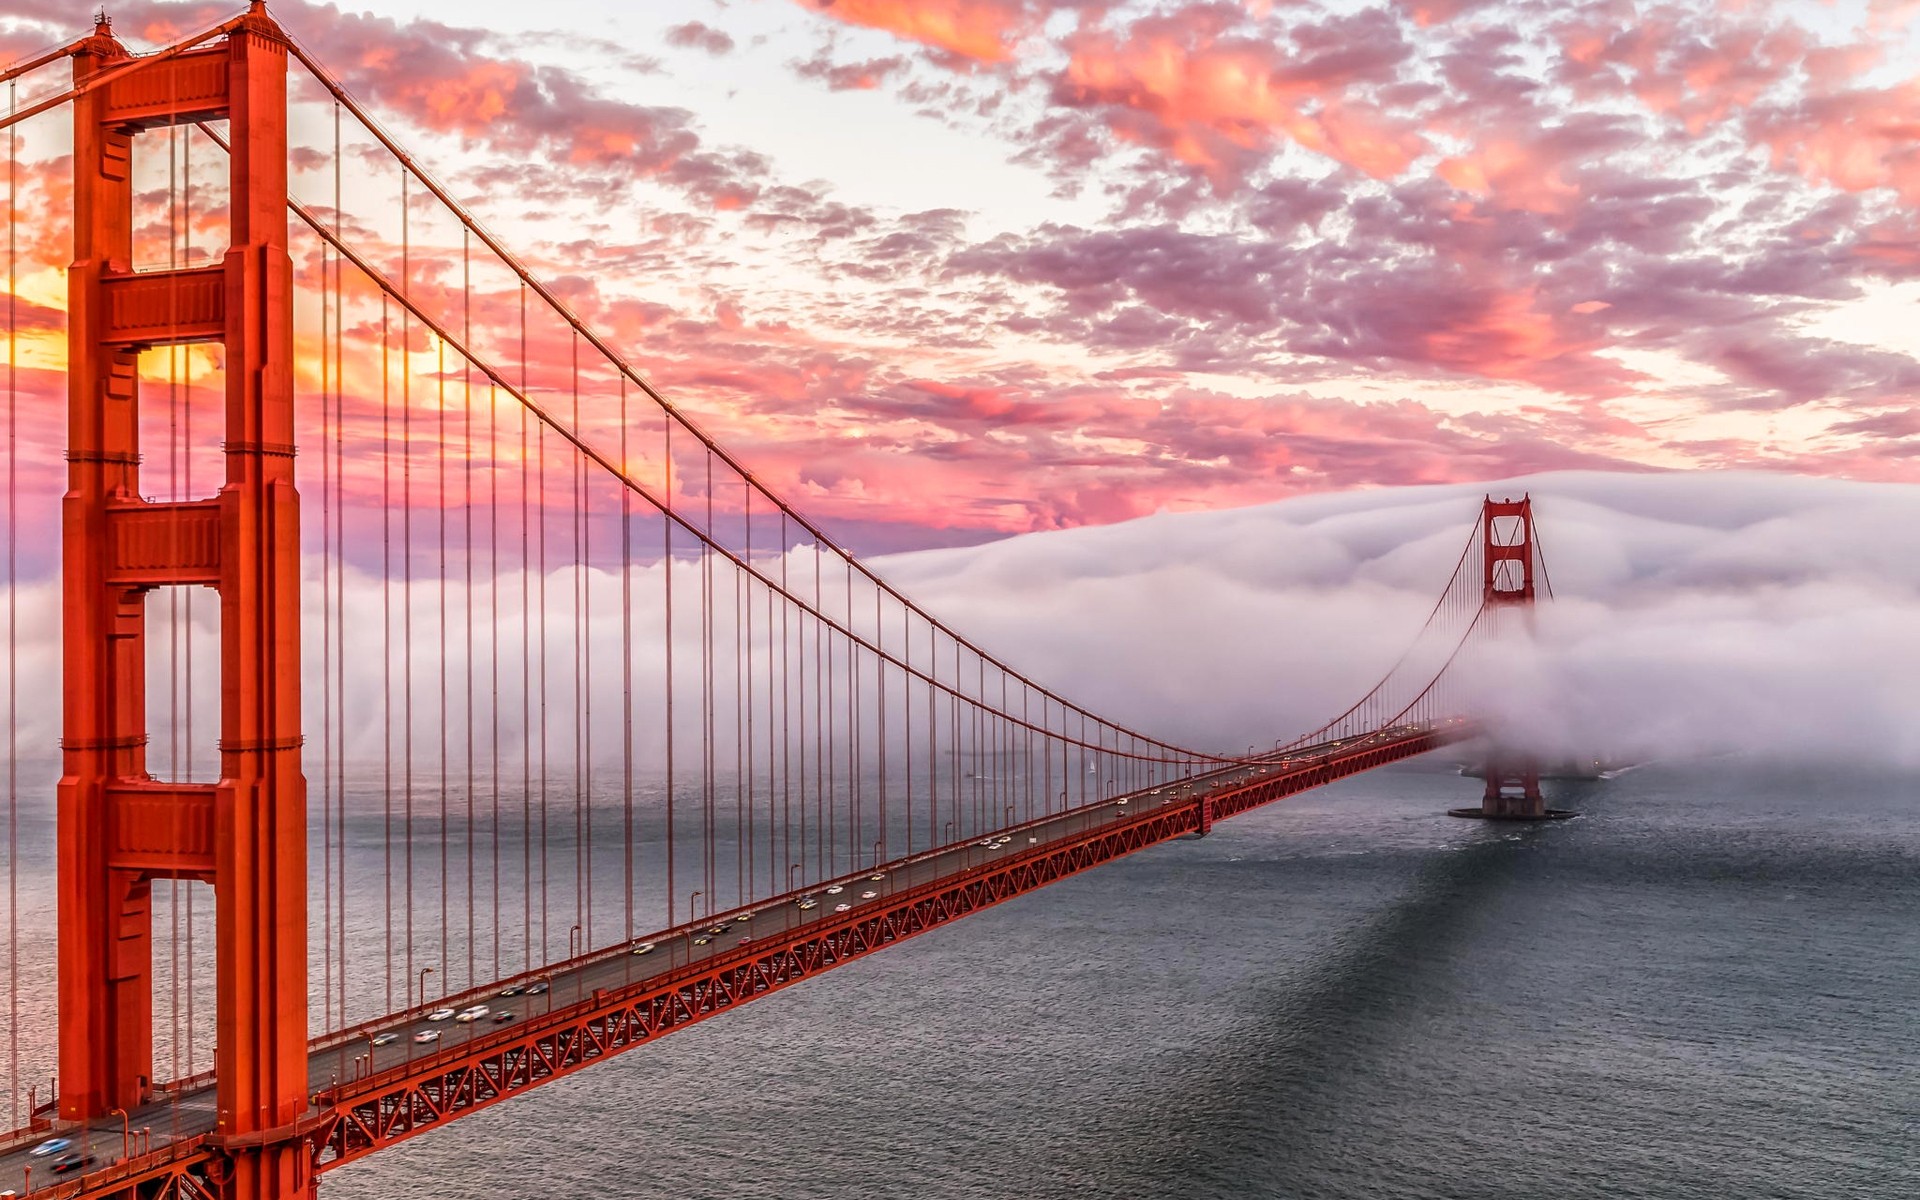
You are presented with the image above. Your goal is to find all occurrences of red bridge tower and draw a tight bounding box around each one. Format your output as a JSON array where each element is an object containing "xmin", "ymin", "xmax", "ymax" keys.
[
  {"xmin": 1451, "ymin": 496, "xmax": 1569, "ymax": 821},
  {"xmin": 60, "ymin": 6, "xmax": 311, "ymax": 1197}
]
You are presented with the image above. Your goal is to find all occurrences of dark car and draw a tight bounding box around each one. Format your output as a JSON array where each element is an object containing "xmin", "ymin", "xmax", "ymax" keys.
[
  {"xmin": 525, "ymin": 980, "xmax": 550, "ymax": 995},
  {"xmin": 50, "ymin": 1151, "xmax": 95, "ymax": 1175},
  {"xmin": 492, "ymin": 1010, "xmax": 516, "ymax": 1023}
]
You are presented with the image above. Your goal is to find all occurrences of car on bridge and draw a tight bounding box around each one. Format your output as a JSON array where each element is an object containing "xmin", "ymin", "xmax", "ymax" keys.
[
  {"xmin": 371, "ymin": 1032, "xmax": 400, "ymax": 1047},
  {"xmin": 28, "ymin": 1138, "xmax": 70, "ymax": 1159},
  {"xmin": 49, "ymin": 1152, "xmax": 94, "ymax": 1175},
  {"xmin": 455, "ymin": 1005, "xmax": 489, "ymax": 1023},
  {"xmin": 526, "ymin": 980, "xmax": 550, "ymax": 995},
  {"xmin": 413, "ymin": 1030, "xmax": 439, "ymax": 1044},
  {"xmin": 630, "ymin": 941, "xmax": 657, "ymax": 956},
  {"xmin": 426, "ymin": 1007, "xmax": 456, "ymax": 1021}
]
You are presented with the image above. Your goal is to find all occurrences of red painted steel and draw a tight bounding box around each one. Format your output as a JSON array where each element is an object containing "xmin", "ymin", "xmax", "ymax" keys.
[
  {"xmin": 1478, "ymin": 496, "xmax": 1543, "ymax": 816},
  {"xmin": 57, "ymin": 8, "xmax": 312, "ymax": 1199}
]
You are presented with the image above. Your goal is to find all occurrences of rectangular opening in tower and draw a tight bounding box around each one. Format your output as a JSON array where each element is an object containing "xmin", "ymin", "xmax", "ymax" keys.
[
  {"xmin": 149, "ymin": 876, "xmax": 217, "ymax": 1086},
  {"xmin": 143, "ymin": 584, "xmax": 221, "ymax": 784},
  {"xmin": 128, "ymin": 121, "xmax": 231, "ymax": 274},
  {"xmin": 135, "ymin": 345, "xmax": 226, "ymax": 505}
]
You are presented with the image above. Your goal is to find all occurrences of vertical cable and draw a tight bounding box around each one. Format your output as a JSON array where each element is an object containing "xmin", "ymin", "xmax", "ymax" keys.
[
  {"xmin": 463, "ymin": 228, "xmax": 476, "ymax": 990},
  {"xmin": 381, "ymin": 288, "xmax": 394, "ymax": 1011},
  {"xmin": 519, "ymin": 284, "xmax": 533, "ymax": 974},
  {"xmin": 181, "ymin": 123, "xmax": 195, "ymax": 1072},
  {"xmin": 331, "ymin": 105, "xmax": 348, "ymax": 1025},
  {"xmin": 620, "ymin": 376, "xmax": 633, "ymax": 942},
  {"xmin": 518, "ymin": 282, "xmax": 533, "ymax": 975},
  {"xmin": 4, "ymin": 75, "xmax": 18, "ymax": 1124},
  {"xmin": 663, "ymin": 415, "xmax": 674, "ymax": 927},
  {"xmin": 317, "ymin": 108, "xmax": 334, "ymax": 1030},
  {"xmin": 571, "ymin": 333, "xmax": 586, "ymax": 953},
  {"xmin": 401, "ymin": 171, "xmax": 416, "ymax": 1001},
  {"xmin": 488, "ymin": 370, "xmax": 502, "ymax": 982},
  {"xmin": 742, "ymin": 489, "xmax": 752, "ymax": 903},
  {"xmin": 166, "ymin": 108, "xmax": 184, "ymax": 1079},
  {"xmin": 437, "ymin": 322, "xmax": 449, "ymax": 989}
]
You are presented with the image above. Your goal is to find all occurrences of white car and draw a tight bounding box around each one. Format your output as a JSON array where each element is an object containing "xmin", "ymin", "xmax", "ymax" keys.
[
  {"xmin": 371, "ymin": 1032, "xmax": 400, "ymax": 1047},
  {"xmin": 825, "ymin": 885, "xmax": 844, "ymax": 895},
  {"xmin": 413, "ymin": 1030, "xmax": 440, "ymax": 1044},
  {"xmin": 834, "ymin": 903, "xmax": 850, "ymax": 913},
  {"xmin": 630, "ymin": 941, "xmax": 657, "ymax": 956},
  {"xmin": 455, "ymin": 1005, "xmax": 489, "ymax": 1023},
  {"xmin": 861, "ymin": 890, "xmax": 878, "ymax": 900},
  {"xmin": 426, "ymin": 1007, "xmax": 456, "ymax": 1022},
  {"xmin": 797, "ymin": 899, "xmax": 819, "ymax": 911}
]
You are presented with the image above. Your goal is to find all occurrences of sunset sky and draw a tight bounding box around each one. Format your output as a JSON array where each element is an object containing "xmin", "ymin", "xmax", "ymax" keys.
[{"xmin": 3, "ymin": 0, "xmax": 1918, "ymax": 553}]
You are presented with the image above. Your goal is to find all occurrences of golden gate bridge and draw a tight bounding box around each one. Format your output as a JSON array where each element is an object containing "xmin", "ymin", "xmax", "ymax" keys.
[{"xmin": 0, "ymin": 8, "xmax": 1556, "ymax": 1196}]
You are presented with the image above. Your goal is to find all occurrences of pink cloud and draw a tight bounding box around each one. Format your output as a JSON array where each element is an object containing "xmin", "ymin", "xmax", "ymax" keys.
[{"xmin": 790, "ymin": 0, "xmax": 1041, "ymax": 63}]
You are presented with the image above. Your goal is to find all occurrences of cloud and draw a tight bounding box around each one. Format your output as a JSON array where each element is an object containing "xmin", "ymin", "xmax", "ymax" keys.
[
  {"xmin": 789, "ymin": 0, "xmax": 1045, "ymax": 63},
  {"xmin": 9, "ymin": 470, "xmax": 1906, "ymax": 782},
  {"xmin": 875, "ymin": 470, "xmax": 1920, "ymax": 765},
  {"xmin": 665, "ymin": 22, "xmax": 736, "ymax": 57}
]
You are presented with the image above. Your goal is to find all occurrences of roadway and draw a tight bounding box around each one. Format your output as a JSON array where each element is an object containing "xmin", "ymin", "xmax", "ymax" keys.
[{"xmin": 0, "ymin": 730, "xmax": 1423, "ymax": 1195}]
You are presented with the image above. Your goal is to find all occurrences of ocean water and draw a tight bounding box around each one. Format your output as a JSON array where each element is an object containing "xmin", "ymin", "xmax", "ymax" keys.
[{"xmin": 321, "ymin": 760, "xmax": 1920, "ymax": 1200}]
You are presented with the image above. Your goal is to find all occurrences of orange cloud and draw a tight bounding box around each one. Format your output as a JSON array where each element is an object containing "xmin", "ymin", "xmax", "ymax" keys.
[
  {"xmin": 1757, "ymin": 79, "xmax": 1920, "ymax": 206},
  {"xmin": 1059, "ymin": 23, "xmax": 1425, "ymax": 185},
  {"xmin": 1436, "ymin": 140, "xmax": 1580, "ymax": 216},
  {"xmin": 793, "ymin": 0, "xmax": 1034, "ymax": 63}
]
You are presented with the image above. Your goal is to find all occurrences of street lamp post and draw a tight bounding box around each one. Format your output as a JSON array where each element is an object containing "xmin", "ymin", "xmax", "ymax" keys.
[
  {"xmin": 788, "ymin": 863, "xmax": 801, "ymax": 893},
  {"xmin": 417, "ymin": 965, "xmax": 434, "ymax": 1010},
  {"xmin": 110, "ymin": 1107, "xmax": 128, "ymax": 1159},
  {"xmin": 688, "ymin": 889, "xmax": 703, "ymax": 924},
  {"xmin": 872, "ymin": 840, "xmax": 884, "ymax": 869},
  {"xmin": 569, "ymin": 923, "xmax": 582, "ymax": 960}
]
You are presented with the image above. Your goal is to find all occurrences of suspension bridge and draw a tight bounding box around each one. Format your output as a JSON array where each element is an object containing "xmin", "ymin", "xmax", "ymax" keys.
[{"xmin": 0, "ymin": 8, "xmax": 1557, "ymax": 1197}]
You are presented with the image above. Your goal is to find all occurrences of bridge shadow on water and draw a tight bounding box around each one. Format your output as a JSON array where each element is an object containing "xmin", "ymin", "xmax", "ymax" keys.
[{"xmin": 1088, "ymin": 786, "xmax": 1611, "ymax": 1200}]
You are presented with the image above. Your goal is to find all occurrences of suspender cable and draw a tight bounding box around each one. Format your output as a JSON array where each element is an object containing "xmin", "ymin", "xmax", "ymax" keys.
[
  {"xmin": 463, "ymin": 227, "xmax": 476, "ymax": 991},
  {"xmin": 663, "ymin": 414, "xmax": 675, "ymax": 929},
  {"xmin": 5, "ymin": 75, "xmax": 18, "ymax": 1125},
  {"xmin": 401, "ymin": 171, "xmax": 416, "ymax": 1002},
  {"xmin": 332, "ymin": 99, "xmax": 348, "ymax": 1029},
  {"xmin": 518, "ymin": 284, "xmax": 533, "ymax": 976},
  {"xmin": 381, "ymin": 289, "xmax": 395, "ymax": 1012},
  {"xmin": 437, "ymin": 308, "xmax": 450, "ymax": 990},
  {"xmin": 572, "ymin": 332, "xmax": 588, "ymax": 954},
  {"xmin": 620, "ymin": 374, "xmax": 633, "ymax": 944}
]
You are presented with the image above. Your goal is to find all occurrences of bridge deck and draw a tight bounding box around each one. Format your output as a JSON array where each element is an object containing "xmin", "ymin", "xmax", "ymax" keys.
[{"xmin": 0, "ymin": 722, "xmax": 1472, "ymax": 1197}]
